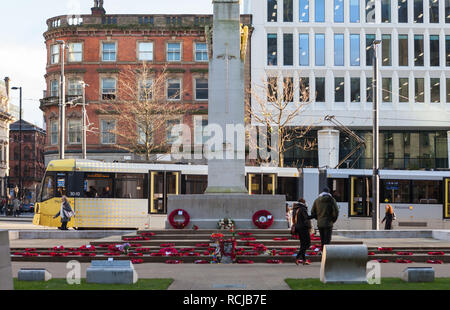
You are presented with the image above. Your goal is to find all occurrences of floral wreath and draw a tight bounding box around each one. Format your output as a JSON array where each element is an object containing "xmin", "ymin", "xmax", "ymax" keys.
[
  {"xmin": 252, "ymin": 210, "xmax": 274, "ymax": 229},
  {"xmin": 168, "ymin": 209, "xmax": 190, "ymax": 229},
  {"xmin": 217, "ymin": 218, "xmax": 235, "ymax": 230}
]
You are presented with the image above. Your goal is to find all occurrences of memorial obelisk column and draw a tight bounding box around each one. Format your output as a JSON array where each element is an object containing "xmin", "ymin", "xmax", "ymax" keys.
[{"xmin": 205, "ymin": 0, "xmax": 247, "ymax": 194}]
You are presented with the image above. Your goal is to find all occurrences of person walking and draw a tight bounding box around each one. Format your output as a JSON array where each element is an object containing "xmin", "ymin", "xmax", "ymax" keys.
[
  {"xmin": 53, "ymin": 196, "xmax": 74, "ymax": 230},
  {"xmin": 310, "ymin": 187, "xmax": 339, "ymax": 249},
  {"xmin": 12, "ymin": 197, "xmax": 21, "ymax": 217},
  {"xmin": 292, "ymin": 198, "xmax": 312, "ymax": 266},
  {"xmin": 381, "ymin": 204, "xmax": 395, "ymax": 230}
]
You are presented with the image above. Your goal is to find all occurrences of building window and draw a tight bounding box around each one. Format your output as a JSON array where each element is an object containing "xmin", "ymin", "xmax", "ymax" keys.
[
  {"xmin": 68, "ymin": 119, "xmax": 81, "ymax": 145},
  {"xmin": 138, "ymin": 123, "xmax": 152, "ymax": 145},
  {"xmin": 284, "ymin": 0, "xmax": 293, "ymax": 21},
  {"xmin": 447, "ymin": 78, "xmax": 450, "ymax": 102},
  {"xmin": 335, "ymin": 77, "xmax": 345, "ymax": 102},
  {"xmin": 167, "ymin": 43, "xmax": 181, "ymax": 61},
  {"xmin": 50, "ymin": 120, "xmax": 58, "ymax": 145},
  {"xmin": 334, "ymin": 0, "xmax": 344, "ymax": 22},
  {"xmin": 447, "ymin": 0, "xmax": 450, "ymax": 22},
  {"xmin": 167, "ymin": 79, "xmax": 181, "ymax": 100},
  {"xmin": 194, "ymin": 117, "xmax": 208, "ymax": 146},
  {"xmin": 382, "ymin": 34, "xmax": 392, "ymax": 66},
  {"xmin": 430, "ymin": 0, "xmax": 440, "ymax": 23},
  {"xmin": 366, "ymin": 77, "xmax": 373, "ymax": 102},
  {"xmin": 50, "ymin": 44, "xmax": 60, "ymax": 64},
  {"xmin": 299, "ymin": 0, "xmax": 309, "ymax": 21},
  {"xmin": 166, "ymin": 119, "xmax": 181, "ymax": 145},
  {"xmin": 315, "ymin": 34, "xmax": 325, "ymax": 66},
  {"xmin": 283, "ymin": 33, "xmax": 293, "ymax": 66},
  {"xmin": 68, "ymin": 79, "xmax": 82, "ymax": 96},
  {"xmin": 268, "ymin": 0, "xmax": 278, "ymax": 22},
  {"xmin": 299, "ymin": 34, "xmax": 309, "ymax": 66},
  {"xmin": 398, "ymin": 34, "xmax": 409, "ymax": 66},
  {"xmin": 382, "ymin": 78, "xmax": 392, "ymax": 102},
  {"xmin": 398, "ymin": 0, "xmax": 408, "ymax": 22},
  {"xmin": 430, "ymin": 35, "xmax": 440, "ymax": 67},
  {"xmin": 139, "ymin": 16, "xmax": 154, "ymax": 25},
  {"xmin": 315, "ymin": 77, "xmax": 325, "ymax": 102},
  {"xmin": 446, "ymin": 36, "xmax": 450, "ymax": 66},
  {"xmin": 195, "ymin": 43, "xmax": 208, "ymax": 62},
  {"xmin": 414, "ymin": 0, "xmax": 424, "ymax": 23},
  {"xmin": 101, "ymin": 78, "xmax": 117, "ymax": 100},
  {"xmin": 351, "ymin": 77, "xmax": 361, "ymax": 102},
  {"xmin": 50, "ymin": 80, "xmax": 59, "ymax": 97},
  {"xmin": 267, "ymin": 34, "xmax": 278, "ymax": 66},
  {"xmin": 334, "ymin": 34, "xmax": 344, "ymax": 66},
  {"xmin": 102, "ymin": 42, "xmax": 117, "ymax": 62},
  {"xmin": 283, "ymin": 77, "xmax": 294, "ymax": 102},
  {"xmin": 414, "ymin": 35, "xmax": 424, "ymax": 66},
  {"xmin": 139, "ymin": 79, "xmax": 153, "ymax": 101},
  {"xmin": 430, "ymin": 78, "xmax": 441, "ymax": 103},
  {"xmin": 366, "ymin": 0, "xmax": 376, "ymax": 22},
  {"xmin": 68, "ymin": 43, "xmax": 82, "ymax": 62},
  {"xmin": 366, "ymin": 34, "xmax": 376, "ymax": 66},
  {"xmin": 267, "ymin": 77, "xmax": 278, "ymax": 102},
  {"xmin": 101, "ymin": 120, "xmax": 116, "ymax": 144},
  {"xmin": 138, "ymin": 42, "xmax": 153, "ymax": 61},
  {"xmin": 415, "ymin": 78, "xmax": 425, "ymax": 102},
  {"xmin": 195, "ymin": 78, "xmax": 208, "ymax": 100},
  {"xmin": 350, "ymin": 34, "xmax": 360, "ymax": 66},
  {"xmin": 382, "ymin": 0, "xmax": 391, "ymax": 22},
  {"xmin": 315, "ymin": 0, "xmax": 325, "ymax": 22},
  {"xmin": 399, "ymin": 78, "xmax": 409, "ymax": 102},
  {"xmin": 349, "ymin": 0, "xmax": 360, "ymax": 22},
  {"xmin": 299, "ymin": 77, "xmax": 310, "ymax": 102}
]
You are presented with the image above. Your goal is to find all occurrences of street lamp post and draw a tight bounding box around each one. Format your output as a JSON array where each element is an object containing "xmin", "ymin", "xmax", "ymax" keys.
[
  {"xmin": 56, "ymin": 40, "xmax": 66, "ymax": 160},
  {"xmin": 80, "ymin": 82, "xmax": 88, "ymax": 160},
  {"xmin": 11, "ymin": 86, "xmax": 22, "ymax": 200},
  {"xmin": 372, "ymin": 39, "xmax": 381, "ymax": 231}
]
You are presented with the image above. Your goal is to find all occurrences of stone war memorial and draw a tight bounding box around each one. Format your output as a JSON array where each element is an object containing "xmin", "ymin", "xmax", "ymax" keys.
[{"xmin": 167, "ymin": 0, "xmax": 286, "ymax": 229}]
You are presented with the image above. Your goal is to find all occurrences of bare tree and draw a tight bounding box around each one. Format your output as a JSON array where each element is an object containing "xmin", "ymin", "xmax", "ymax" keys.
[
  {"xmin": 246, "ymin": 75, "xmax": 316, "ymax": 167},
  {"xmin": 96, "ymin": 63, "xmax": 192, "ymax": 161}
]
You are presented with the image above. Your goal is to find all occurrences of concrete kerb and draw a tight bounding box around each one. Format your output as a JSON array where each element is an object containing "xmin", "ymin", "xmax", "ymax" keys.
[{"xmin": 8, "ymin": 230, "xmax": 136, "ymax": 241}]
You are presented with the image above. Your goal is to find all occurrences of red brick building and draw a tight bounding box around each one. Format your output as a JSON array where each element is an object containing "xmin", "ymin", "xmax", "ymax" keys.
[
  {"xmin": 40, "ymin": 4, "xmax": 252, "ymax": 164},
  {"xmin": 9, "ymin": 120, "xmax": 46, "ymax": 202}
]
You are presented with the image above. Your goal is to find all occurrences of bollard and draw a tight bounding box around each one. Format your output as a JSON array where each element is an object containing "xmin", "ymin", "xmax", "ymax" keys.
[
  {"xmin": 0, "ymin": 230, "xmax": 13, "ymax": 290},
  {"xmin": 18, "ymin": 269, "xmax": 52, "ymax": 282},
  {"xmin": 402, "ymin": 267, "xmax": 435, "ymax": 283}
]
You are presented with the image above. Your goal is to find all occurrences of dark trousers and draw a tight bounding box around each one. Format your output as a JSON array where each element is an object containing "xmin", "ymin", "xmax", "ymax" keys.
[
  {"xmin": 384, "ymin": 219, "xmax": 393, "ymax": 230},
  {"xmin": 318, "ymin": 227, "xmax": 333, "ymax": 248},
  {"xmin": 296, "ymin": 228, "xmax": 311, "ymax": 261},
  {"xmin": 60, "ymin": 220, "xmax": 68, "ymax": 230}
]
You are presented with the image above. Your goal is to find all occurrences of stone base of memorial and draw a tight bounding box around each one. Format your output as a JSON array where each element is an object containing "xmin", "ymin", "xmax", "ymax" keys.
[
  {"xmin": 0, "ymin": 230, "xmax": 13, "ymax": 290},
  {"xmin": 166, "ymin": 194, "xmax": 286, "ymax": 229}
]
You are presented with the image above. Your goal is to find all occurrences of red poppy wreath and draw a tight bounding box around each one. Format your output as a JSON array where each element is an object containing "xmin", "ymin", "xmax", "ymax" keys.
[
  {"xmin": 252, "ymin": 210, "xmax": 274, "ymax": 229},
  {"xmin": 168, "ymin": 209, "xmax": 190, "ymax": 229}
]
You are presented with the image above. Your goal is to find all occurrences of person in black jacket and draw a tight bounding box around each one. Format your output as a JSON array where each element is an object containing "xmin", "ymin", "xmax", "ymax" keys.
[{"xmin": 293, "ymin": 198, "xmax": 313, "ymax": 266}]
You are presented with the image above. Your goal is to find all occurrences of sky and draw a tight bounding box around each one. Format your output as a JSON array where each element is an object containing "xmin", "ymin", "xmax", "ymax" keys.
[{"xmin": 0, "ymin": 0, "xmax": 230, "ymax": 129}]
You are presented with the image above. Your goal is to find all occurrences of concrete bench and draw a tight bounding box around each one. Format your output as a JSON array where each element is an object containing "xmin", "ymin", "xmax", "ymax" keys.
[
  {"xmin": 18, "ymin": 269, "xmax": 52, "ymax": 282},
  {"xmin": 86, "ymin": 260, "xmax": 138, "ymax": 284},
  {"xmin": 402, "ymin": 267, "xmax": 435, "ymax": 283},
  {"xmin": 320, "ymin": 244, "xmax": 368, "ymax": 284},
  {"xmin": 0, "ymin": 230, "xmax": 13, "ymax": 290}
]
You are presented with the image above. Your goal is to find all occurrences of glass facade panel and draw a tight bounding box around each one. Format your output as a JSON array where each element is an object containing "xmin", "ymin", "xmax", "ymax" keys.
[
  {"xmin": 299, "ymin": 0, "xmax": 309, "ymax": 21},
  {"xmin": 315, "ymin": 34, "xmax": 325, "ymax": 66},
  {"xmin": 366, "ymin": 77, "xmax": 373, "ymax": 102},
  {"xmin": 399, "ymin": 78, "xmax": 409, "ymax": 102},
  {"xmin": 398, "ymin": 34, "xmax": 408, "ymax": 66},
  {"xmin": 350, "ymin": 0, "xmax": 360, "ymax": 22},
  {"xmin": 195, "ymin": 79, "xmax": 208, "ymax": 100},
  {"xmin": 267, "ymin": 77, "xmax": 278, "ymax": 101},
  {"xmin": 299, "ymin": 77, "xmax": 310, "ymax": 102},
  {"xmin": 446, "ymin": 36, "xmax": 450, "ymax": 66},
  {"xmin": 414, "ymin": 35, "xmax": 424, "ymax": 66},
  {"xmin": 430, "ymin": 0, "xmax": 439, "ymax": 23},
  {"xmin": 334, "ymin": 34, "xmax": 344, "ymax": 66},
  {"xmin": 398, "ymin": 0, "xmax": 408, "ymax": 22},
  {"xmin": 268, "ymin": 0, "xmax": 278, "ymax": 22},
  {"xmin": 283, "ymin": 77, "xmax": 294, "ymax": 102},
  {"xmin": 267, "ymin": 34, "xmax": 278, "ymax": 65},
  {"xmin": 299, "ymin": 34, "xmax": 309, "ymax": 65},
  {"xmin": 315, "ymin": 77, "xmax": 325, "ymax": 102},
  {"xmin": 334, "ymin": 0, "xmax": 344, "ymax": 22},
  {"xmin": 430, "ymin": 35, "xmax": 440, "ymax": 67},
  {"xmin": 366, "ymin": 34, "xmax": 376, "ymax": 66},
  {"xmin": 351, "ymin": 77, "xmax": 361, "ymax": 102},
  {"xmin": 366, "ymin": 0, "xmax": 376, "ymax": 22},
  {"xmin": 350, "ymin": 34, "xmax": 360, "ymax": 66},
  {"xmin": 382, "ymin": 0, "xmax": 391, "ymax": 22},
  {"xmin": 414, "ymin": 0, "xmax": 424, "ymax": 23},
  {"xmin": 430, "ymin": 78, "xmax": 440, "ymax": 103},
  {"xmin": 335, "ymin": 77, "xmax": 345, "ymax": 102},
  {"xmin": 447, "ymin": 0, "xmax": 450, "ymax": 22},
  {"xmin": 382, "ymin": 34, "xmax": 392, "ymax": 66},
  {"xmin": 382, "ymin": 78, "xmax": 392, "ymax": 102},
  {"xmin": 315, "ymin": 0, "xmax": 325, "ymax": 21},
  {"xmin": 284, "ymin": 33, "xmax": 293, "ymax": 65},
  {"xmin": 284, "ymin": 0, "xmax": 293, "ymax": 21},
  {"xmin": 415, "ymin": 78, "xmax": 425, "ymax": 102},
  {"xmin": 447, "ymin": 78, "xmax": 450, "ymax": 102}
]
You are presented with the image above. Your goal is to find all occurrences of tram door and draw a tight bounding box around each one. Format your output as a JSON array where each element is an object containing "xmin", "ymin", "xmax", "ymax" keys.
[
  {"xmin": 247, "ymin": 173, "xmax": 277, "ymax": 195},
  {"xmin": 349, "ymin": 176, "xmax": 372, "ymax": 217},
  {"xmin": 149, "ymin": 171, "xmax": 181, "ymax": 214},
  {"xmin": 445, "ymin": 178, "xmax": 450, "ymax": 219}
]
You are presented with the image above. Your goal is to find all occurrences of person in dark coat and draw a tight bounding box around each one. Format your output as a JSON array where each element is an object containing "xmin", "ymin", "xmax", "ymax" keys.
[
  {"xmin": 53, "ymin": 196, "xmax": 74, "ymax": 230},
  {"xmin": 310, "ymin": 187, "xmax": 339, "ymax": 249},
  {"xmin": 293, "ymin": 198, "xmax": 313, "ymax": 265},
  {"xmin": 381, "ymin": 204, "xmax": 395, "ymax": 230}
]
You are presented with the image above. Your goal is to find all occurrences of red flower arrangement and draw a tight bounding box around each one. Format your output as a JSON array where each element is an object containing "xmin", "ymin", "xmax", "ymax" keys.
[
  {"xmin": 140, "ymin": 232, "xmax": 155, "ymax": 237},
  {"xmin": 202, "ymin": 251, "xmax": 211, "ymax": 256},
  {"xmin": 267, "ymin": 259, "xmax": 283, "ymax": 264},
  {"xmin": 278, "ymin": 252, "xmax": 295, "ymax": 256},
  {"xmin": 427, "ymin": 260, "xmax": 444, "ymax": 264},
  {"xmin": 81, "ymin": 253, "xmax": 96, "ymax": 257},
  {"xmin": 377, "ymin": 247, "xmax": 393, "ymax": 252},
  {"xmin": 377, "ymin": 259, "xmax": 390, "ymax": 263},
  {"xmin": 104, "ymin": 252, "xmax": 118, "ymax": 256},
  {"xmin": 168, "ymin": 209, "xmax": 190, "ymax": 229},
  {"xmin": 180, "ymin": 248, "xmax": 195, "ymax": 252},
  {"xmin": 195, "ymin": 243, "xmax": 210, "ymax": 248},
  {"xmin": 238, "ymin": 232, "xmax": 253, "ymax": 236},
  {"xmin": 128, "ymin": 252, "xmax": 144, "ymax": 257},
  {"xmin": 253, "ymin": 244, "xmax": 268, "ymax": 252},
  {"xmin": 368, "ymin": 252, "xmax": 375, "ymax": 256},
  {"xmin": 150, "ymin": 253, "xmax": 164, "ymax": 257},
  {"xmin": 243, "ymin": 251, "xmax": 260, "ymax": 256},
  {"xmin": 273, "ymin": 237, "xmax": 288, "ymax": 241},
  {"xmin": 428, "ymin": 251, "xmax": 445, "ymax": 256},
  {"xmin": 194, "ymin": 260, "xmax": 210, "ymax": 264},
  {"xmin": 67, "ymin": 252, "xmax": 82, "ymax": 256},
  {"xmin": 165, "ymin": 260, "xmax": 183, "ymax": 264},
  {"xmin": 281, "ymin": 247, "xmax": 297, "ymax": 252},
  {"xmin": 183, "ymin": 252, "xmax": 201, "ymax": 257},
  {"xmin": 396, "ymin": 259, "xmax": 413, "ymax": 263},
  {"xmin": 97, "ymin": 244, "xmax": 111, "ymax": 248},
  {"xmin": 272, "ymin": 250, "xmax": 277, "ymax": 256},
  {"xmin": 52, "ymin": 246, "xmax": 65, "ymax": 251},
  {"xmin": 124, "ymin": 237, "xmax": 149, "ymax": 241},
  {"xmin": 131, "ymin": 259, "xmax": 144, "ymax": 264},
  {"xmin": 396, "ymin": 252, "xmax": 413, "ymax": 256},
  {"xmin": 237, "ymin": 260, "xmax": 254, "ymax": 264},
  {"xmin": 158, "ymin": 248, "xmax": 179, "ymax": 255},
  {"xmin": 240, "ymin": 237, "xmax": 256, "ymax": 241},
  {"xmin": 307, "ymin": 251, "xmax": 318, "ymax": 256},
  {"xmin": 79, "ymin": 245, "xmax": 96, "ymax": 251},
  {"xmin": 160, "ymin": 243, "xmax": 175, "ymax": 248},
  {"xmin": 192, "ymin": 225, "xmax": 199, "ymax": 231},
  {"xmin": 130, "ymin": 243, "xmax": 141, "ymax": 248},
  {"xmin": 211, "ymin": 233, "xmax": 224, "ymax": 240},
  {"xmin": 310, "ymin": 234, "xmax": 321, "ymax": 241},
  {"xmin": 24, "ymin": 248, "xmax": 36, "ymax": 252},
  {"xmin": 135, "ymin": 248, "xmax": 152, "ymax": 252},
  {"xmin": 252, "ymin": 210, "xmax": 274, "ymax": 229},
  {"xmin": 14, "ymin": 252, "xmax": 39, "ymax": 257}
]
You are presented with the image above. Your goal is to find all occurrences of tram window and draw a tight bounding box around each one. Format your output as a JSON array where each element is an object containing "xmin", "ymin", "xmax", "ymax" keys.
[
  {"xmin": 263, "ymin": 174, "xmax": 275, "ymax": 194},
  {"xmin": 412, "ymin": 180, "xmax": 442, "ymax": 204},
  {"xmin": 115, "ymin": 174, "xmax": 147, "ymax": 199},
  {"xmin": 55, "ymin": 173, "xmax": 67, "ymax": 197},
  {"xmin": 328, "ymin": 178, "xmax": 348, "ymax": 202},
  {"xmin": 184, "ymin": 175, "xmax": 207, "ymax": 194},
  {"xmin": 41, "ymin": 173, "xmax": 55, "ymax": 201},
  {"xmin": 84, "ymin": 173, "xmax": 113, "ymax": 198},
  {"xmin": 381, "ymin": 180, "xmax": 410, "ymax": 203},
  {"xmin": 277, "ymin": 177, "xmax": 298, "ymax": 201},
  {"xmin": 350, "ymin": 177, "xmax": 372, "ymax": 217}
]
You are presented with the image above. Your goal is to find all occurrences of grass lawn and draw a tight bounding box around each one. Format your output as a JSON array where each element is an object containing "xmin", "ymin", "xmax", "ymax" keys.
[
  {"xmin": 285, "ymin": 278, "xmax": 450, "ymax": 290},
  {"xmin": 14, "ymin": 278, "xmax": 174, "ymax": 290}
]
